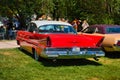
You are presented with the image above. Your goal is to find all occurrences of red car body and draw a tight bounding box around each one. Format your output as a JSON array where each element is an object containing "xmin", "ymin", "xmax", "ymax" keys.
[{"xmin": 16, "ymin": 21, "xmax": 105, "ymax": 61}]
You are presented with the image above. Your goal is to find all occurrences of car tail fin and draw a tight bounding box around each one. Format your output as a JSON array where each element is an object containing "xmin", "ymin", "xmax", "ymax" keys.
[{"xmin": 96, "ymin": 37, "xmax": 104, "ymax": 47}]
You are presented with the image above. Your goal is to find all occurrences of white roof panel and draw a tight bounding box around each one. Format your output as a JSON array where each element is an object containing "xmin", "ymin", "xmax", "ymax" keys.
[{"xmin": 31, "ymin": 20, "xmax": 71, "ymax": 27}]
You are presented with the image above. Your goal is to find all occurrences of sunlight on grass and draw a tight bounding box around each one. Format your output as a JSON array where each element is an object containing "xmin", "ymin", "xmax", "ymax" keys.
[{"xmin": 0, "ymin": 48, "xmax": 120, "ymax": 80}]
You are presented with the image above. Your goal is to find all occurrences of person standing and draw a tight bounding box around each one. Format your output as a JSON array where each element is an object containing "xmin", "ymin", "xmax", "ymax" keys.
[
  {"xmin": 72, "ymin": 20, "xmax": 77, "ymax": 31},
  {"xmin": 0, "ymin": 26, "xmax": 6, "ymax": 39},
  {"xmin": 81, "ymin": 20, "xmax": 89, "ymax": 31},
  {"xmin": 6, "ymin": 20, "xmax": 13, "ymax": 40},
  {"xmin": 72, "ymin": 18, "xmax": 83, "ymax": 32}
]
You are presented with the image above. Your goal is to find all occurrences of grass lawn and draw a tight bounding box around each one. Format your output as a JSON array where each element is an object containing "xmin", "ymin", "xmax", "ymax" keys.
[{"xmin": 0, "ymin": 48, "xmax": 120, "ymax": 80}]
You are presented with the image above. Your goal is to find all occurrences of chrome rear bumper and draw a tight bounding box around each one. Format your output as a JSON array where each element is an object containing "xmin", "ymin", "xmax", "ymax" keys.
[{"xmin": 40, "ymin": 47, "xmax": 105, "ymax": 59}]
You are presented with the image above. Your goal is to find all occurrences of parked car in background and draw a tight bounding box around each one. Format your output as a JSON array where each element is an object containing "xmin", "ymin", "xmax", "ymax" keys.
[
  {"xmin": 80, "ymin": 24, "xmax": 120, "ymax": 52},
  {"xmin": 0, "ymin": 21, "xmax": 3, "ymax": 26},
  {"xmin": 0, "ymin": 21, "xmax": 5, "ymax": 40},
  {"xmin": 16, "ymin": 21, "xmax": 105, "ymax": 61}
]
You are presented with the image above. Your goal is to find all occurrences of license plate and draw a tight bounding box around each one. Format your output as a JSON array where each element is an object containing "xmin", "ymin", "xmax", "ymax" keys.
[{"xmin": 72, "ymin": 47, "xmax": 80, "ymax": 52}]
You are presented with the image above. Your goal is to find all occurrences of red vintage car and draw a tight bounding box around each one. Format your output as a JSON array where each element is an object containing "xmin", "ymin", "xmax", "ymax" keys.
[{"xmin": 16, "ymin": 20, "xmax": 105, "ymax": 61}]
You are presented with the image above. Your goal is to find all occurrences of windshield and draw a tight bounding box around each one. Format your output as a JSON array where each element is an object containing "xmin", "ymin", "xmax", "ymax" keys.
[
  {"xmin": 38, "ymin": 25, "xmax": 77, "ymax": 34},
  {"xmin": 106, "ymin": 27, "xmax": 120, "ymax": 33}
]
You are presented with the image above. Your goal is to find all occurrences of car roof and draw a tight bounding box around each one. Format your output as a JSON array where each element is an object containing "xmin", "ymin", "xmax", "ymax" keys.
[
  {"xmin": 90, "ymin": 24, "xmax": 120, "ymax": 28},
  {"xmin": 89, "ymin": 24, "xmax": 120, "ymax": 34},
  {"xmin": 31, "ymin": 20, "xmax": 72, "ymax": 27}
]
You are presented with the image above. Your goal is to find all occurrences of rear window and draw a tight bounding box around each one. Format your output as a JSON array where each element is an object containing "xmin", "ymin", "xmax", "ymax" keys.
[
  {"xmin": 38, "ymin": 25, "xmax": 77, "ymax": 34},
  {"xmin": 106, "ymin": 27, "xmax": 120, "ymax": 33}
]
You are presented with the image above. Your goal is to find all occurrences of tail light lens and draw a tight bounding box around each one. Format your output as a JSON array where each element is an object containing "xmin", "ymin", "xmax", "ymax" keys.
[
  {"xmin": 47, "ymin": 37, "xmax": 51, "ymax": 47},
  {"xmin": 116, "ymin": 40, "xmax": 120, "ymax": 46}
]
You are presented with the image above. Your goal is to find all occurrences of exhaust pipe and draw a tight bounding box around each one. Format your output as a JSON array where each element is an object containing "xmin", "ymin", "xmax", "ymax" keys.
[{"xmin": 93, "ymin": 57, "xmax": 99, "ymax": 61}]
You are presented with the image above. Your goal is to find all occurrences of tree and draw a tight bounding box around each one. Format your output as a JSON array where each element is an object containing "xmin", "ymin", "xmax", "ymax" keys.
[
  {"xmin": 0, "ymin": 0, "xmax": 54, "ymax": 28},
  {"xmin": 0, "ymin": 0, "xmax": 120, "ymax": 27}
]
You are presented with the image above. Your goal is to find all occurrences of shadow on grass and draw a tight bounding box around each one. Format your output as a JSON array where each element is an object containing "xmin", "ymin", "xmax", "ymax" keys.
[
  {"xmin": 40, "ymin": 59, "xmax": 102, "ymax": 67},
  {"xmin": 18, "ymin": 48, "xmax": 102, "ymax": 67},
  {"xmin": 105, "ymin": 52, "xmax": 120, "ymax": 58}
]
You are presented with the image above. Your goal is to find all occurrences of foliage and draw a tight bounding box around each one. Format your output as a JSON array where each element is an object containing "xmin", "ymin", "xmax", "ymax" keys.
[
  {"xmin": 0, "ymin": 48, "xmax": 120, "ymax": 80},
  {"xmin": 102, "ymin": 16, "xmax": 114, "ymax": 24},
  {"xmin": 0, "ymin": 0, "xmax": 120, "ymax": 28}
]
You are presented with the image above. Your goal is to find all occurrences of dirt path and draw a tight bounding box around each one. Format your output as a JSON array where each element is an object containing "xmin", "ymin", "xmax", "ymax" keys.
[{"xmin": 0, "ymin": 40, "xmax": 19, "ymax": 49}]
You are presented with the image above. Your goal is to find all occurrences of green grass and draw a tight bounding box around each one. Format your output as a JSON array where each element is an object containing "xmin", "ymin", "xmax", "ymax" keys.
[{"xmin": 0, "ymin": 48, "xmax": 120, "ymax": 80}]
